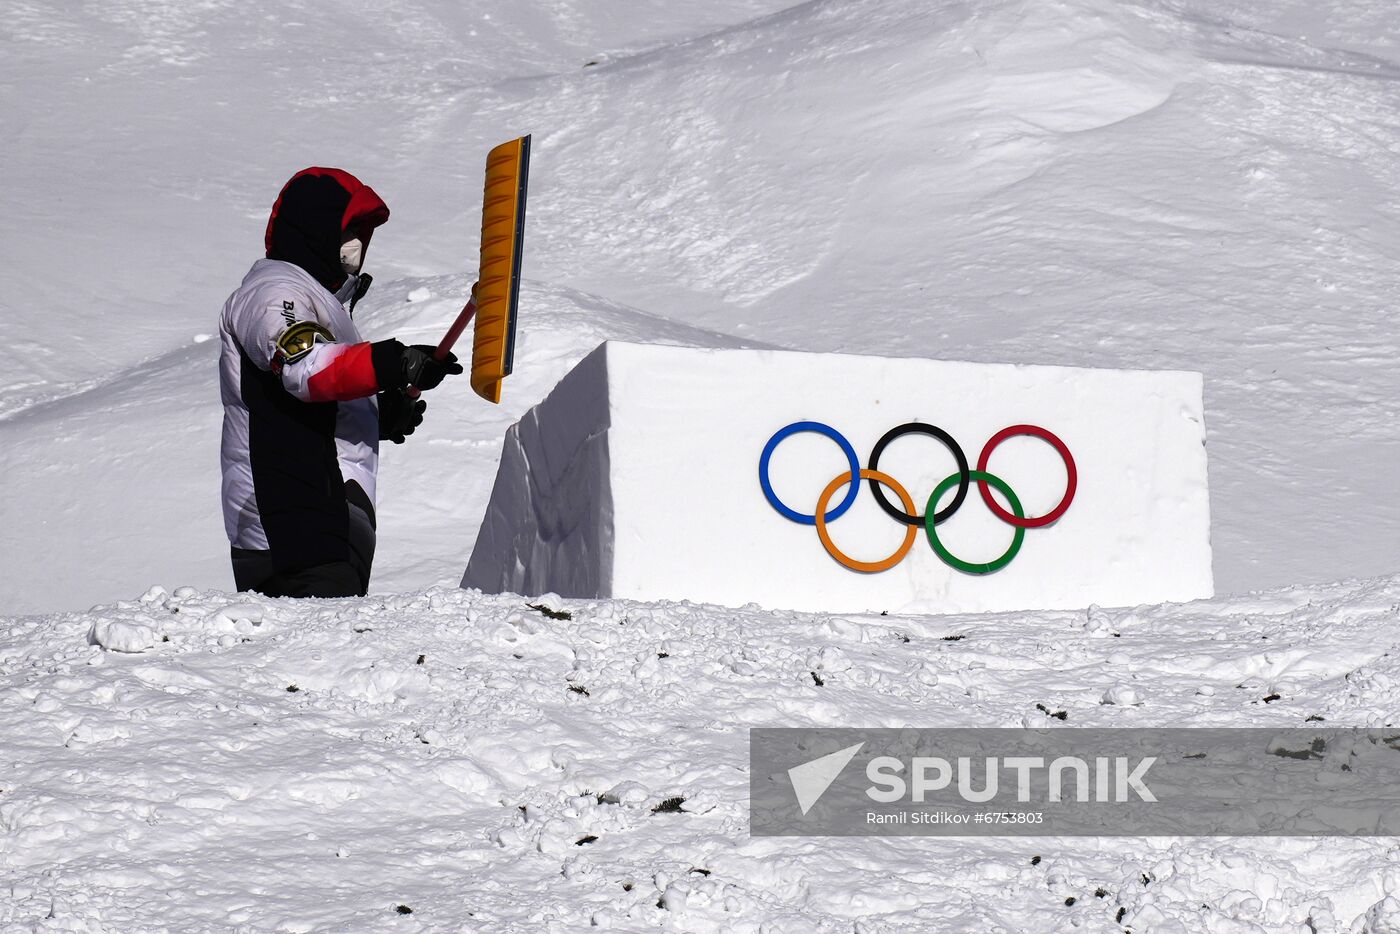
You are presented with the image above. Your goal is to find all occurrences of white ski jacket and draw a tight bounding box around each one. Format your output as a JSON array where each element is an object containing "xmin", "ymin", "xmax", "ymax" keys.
[{"xmin": 219, "ymin": 258, "xmax": 380, "ymax": 561}]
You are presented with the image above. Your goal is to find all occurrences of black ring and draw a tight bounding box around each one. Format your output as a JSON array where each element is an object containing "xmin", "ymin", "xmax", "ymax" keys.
[{"xmin": 866, "ymin": 422, "xmax": 970, "ymax": 526}]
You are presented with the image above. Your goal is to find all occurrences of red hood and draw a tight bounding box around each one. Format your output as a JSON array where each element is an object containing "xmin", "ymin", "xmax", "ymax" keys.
[{"xmin": 265, "ymin": 167, "xmax": 390, "ymax": 292}]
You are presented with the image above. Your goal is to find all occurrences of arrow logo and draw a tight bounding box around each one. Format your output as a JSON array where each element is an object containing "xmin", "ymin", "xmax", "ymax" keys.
[{"xmin": 788, "ymin": 742, "xmax": 864, "ymax": 815}]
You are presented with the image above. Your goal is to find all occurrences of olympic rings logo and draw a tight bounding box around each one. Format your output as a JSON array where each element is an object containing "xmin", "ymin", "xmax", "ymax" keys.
[{"xmin": 759, "ymin": 421, "xmax": 1077, "ymax": 575}]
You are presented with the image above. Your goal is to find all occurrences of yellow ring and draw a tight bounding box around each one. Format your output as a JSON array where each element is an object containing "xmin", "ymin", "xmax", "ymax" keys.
[{"xmin": 814, "ymin": 469, "xmax": 919, "ymax": 573}]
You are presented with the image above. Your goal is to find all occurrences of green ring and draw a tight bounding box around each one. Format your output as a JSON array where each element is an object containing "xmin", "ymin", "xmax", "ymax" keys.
[{"xmin": 924, "ymin": 470, "xmax": 1025, "ymax": 574}]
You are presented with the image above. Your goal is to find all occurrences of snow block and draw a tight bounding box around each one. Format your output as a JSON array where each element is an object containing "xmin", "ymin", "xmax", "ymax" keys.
[{"xmin": 462, "ymin": 342, "xmax": 1213, "ymax": 615}]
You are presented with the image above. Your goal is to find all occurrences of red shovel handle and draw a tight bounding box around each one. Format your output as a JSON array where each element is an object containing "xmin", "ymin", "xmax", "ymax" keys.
[
  {"xmin": 407, "ymin": 297, "xmax": 476, "ymax": 399},
  {"xmin": 435, "ymin": 296, "xmax": 477, "ymax": 359}
]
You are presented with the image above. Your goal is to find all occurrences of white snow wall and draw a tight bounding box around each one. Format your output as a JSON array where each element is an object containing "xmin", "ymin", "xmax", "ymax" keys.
[
  {"xmin": 463, "ymin": 342, "xmax": 1213, "ymax": 614},
  {"xmin": 464, "ymin": 345, "xmax": 615, "ymax": 599}
]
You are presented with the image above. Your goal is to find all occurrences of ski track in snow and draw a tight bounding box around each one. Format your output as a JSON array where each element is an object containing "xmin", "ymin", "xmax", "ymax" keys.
[
  {"xmin": 5, "ymin": 578, "xmax": 1400, "ymax": 930},
  {"xmin": 5, "ymin": 0, "xmax": 1400, "ymax": 929}
]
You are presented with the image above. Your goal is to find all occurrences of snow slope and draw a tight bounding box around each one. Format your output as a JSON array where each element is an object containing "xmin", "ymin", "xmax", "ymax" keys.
[
  {"xmin": 5, "ymin": 0, "xmax": 1400, "ymax": 929},
  {"xmin": 2, "ymin": 0, "xmax": 1400, "ymax": 611}
]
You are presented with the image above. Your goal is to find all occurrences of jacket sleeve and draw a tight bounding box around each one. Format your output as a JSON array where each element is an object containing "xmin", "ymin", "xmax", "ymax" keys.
[{"xmin": 229, "ymin": 295, "xmax": 384, "ymax": 403}]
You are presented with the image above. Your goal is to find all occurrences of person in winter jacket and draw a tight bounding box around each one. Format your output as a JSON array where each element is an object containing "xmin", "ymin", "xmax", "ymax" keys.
[{"xmin": 218, "ymin": 167, "xmax": 462, "ymax": 598}]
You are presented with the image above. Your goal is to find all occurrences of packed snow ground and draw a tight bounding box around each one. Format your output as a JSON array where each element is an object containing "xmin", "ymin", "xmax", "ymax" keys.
[
  {"xmin": 7, "ymin": 578, "xmax": 1400, "ymax": 930},
  {"xmin": 5, "ymin": 0, "xmax": 1400, "ymax": 929}
]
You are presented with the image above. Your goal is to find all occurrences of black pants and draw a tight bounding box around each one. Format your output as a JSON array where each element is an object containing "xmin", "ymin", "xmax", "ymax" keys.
[{"xmin": 232, "ymin": 497, "xmax": 376, "ymax": 598}]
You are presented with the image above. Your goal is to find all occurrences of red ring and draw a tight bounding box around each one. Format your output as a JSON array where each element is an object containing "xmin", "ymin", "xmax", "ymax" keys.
[{"xmin": 976, "ymin": 425, "xmax": 1076, "ymax": 528}]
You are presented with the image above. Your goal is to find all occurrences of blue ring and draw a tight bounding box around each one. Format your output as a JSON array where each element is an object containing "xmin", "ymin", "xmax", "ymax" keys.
[{"xmin": 759, "ymin": 421, "xmax": 861, "ymax": 525}]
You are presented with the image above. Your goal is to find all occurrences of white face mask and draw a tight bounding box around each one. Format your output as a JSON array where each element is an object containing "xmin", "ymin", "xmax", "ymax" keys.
[{"xmin": 339, "ymin": 237, "xmax": 364, "ymax": 275}]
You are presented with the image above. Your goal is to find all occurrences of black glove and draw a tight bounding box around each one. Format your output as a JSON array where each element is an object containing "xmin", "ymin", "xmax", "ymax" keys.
[
  {"xmin": 378, "ymin": 389, "xmax": 426, "ymax": 444},
  {"xmin": 403, "ymin": 344, "xmax": 463, "ymax": 390},
  {"xmin": 370, "ymin": 339, "xmax": 464, "ymax": 391}
]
